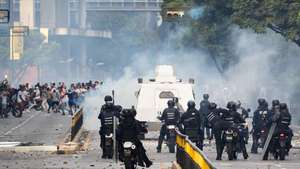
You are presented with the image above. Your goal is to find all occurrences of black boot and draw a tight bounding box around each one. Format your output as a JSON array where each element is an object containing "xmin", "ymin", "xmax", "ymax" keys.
[
  {"xmin": 157, "ymin": 139, "xmax": 163, "ymax": 153},
  {"xmin": 145, "ymin": 160, "xmax": 153, "ymax": 168},
  {"xmin": 141, "ymin": 151, "xmax": 152, "ymax": 168},
  {"xmin": 243, "ymin": 152, "xmax": 249, "ymax": 160},
  {"xmin": 243, "ymin": 147, "xmax": 249, "ymax": 159},
  {"xmin": 216, "ymin": 146, "xmax": 222, "ymax": 160},
  {"xmin": 137, "ymin": 158, "xmax": 145, "ymax": 167},
  {"xmin": 251, "ymin": 142, "xmax": 258, "ymax": 154}
]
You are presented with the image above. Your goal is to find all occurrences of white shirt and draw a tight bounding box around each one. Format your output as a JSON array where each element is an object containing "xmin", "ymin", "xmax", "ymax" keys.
[{"xmin": 17, "ymin": 90, "xmax": 28, "ymax": 103}]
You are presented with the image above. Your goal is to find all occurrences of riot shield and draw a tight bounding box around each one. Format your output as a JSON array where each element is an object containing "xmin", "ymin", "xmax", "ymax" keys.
[{"xmin": 261, "ymin": 122, "xmax": 277, "ymax": 160}]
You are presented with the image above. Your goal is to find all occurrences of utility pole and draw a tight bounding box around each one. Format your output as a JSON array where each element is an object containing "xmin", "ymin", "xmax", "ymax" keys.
[{"xmin": 112, "ymin": 90, "xmax": 118, "ymax": 163}]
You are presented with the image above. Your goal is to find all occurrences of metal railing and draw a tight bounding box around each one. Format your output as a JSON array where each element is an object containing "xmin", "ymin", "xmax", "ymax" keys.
[
  {"xmin": 176, "ymin": 130, "xmax": 217, "ymax": 169},
  {"xmin": 69, "ymin": 0, "xmax": 163, "ymax": 12}
]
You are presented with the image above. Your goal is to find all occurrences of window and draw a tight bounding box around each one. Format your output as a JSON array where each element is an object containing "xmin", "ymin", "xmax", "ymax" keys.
[{"xmin": 159, "ymin": 91, "xmax": 174, "ymax": 99}]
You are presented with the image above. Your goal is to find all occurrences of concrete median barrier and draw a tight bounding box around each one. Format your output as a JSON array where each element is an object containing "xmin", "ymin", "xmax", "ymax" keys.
[{"xmin": 176, "ymin": 130, "xmax": 217, "ymax": 169}]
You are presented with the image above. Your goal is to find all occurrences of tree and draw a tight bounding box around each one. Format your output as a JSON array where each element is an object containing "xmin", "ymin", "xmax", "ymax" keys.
[
  {"xmin": 160, "ymin": 0, "xmax": 300, "ymax": 72},
  {"xmin": 201, "ymin": 0, "xmax": 300, "ymax": 46}
]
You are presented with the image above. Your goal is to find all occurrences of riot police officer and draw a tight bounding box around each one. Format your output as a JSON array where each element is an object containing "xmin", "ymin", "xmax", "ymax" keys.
[
  {"xmin": 180, "ymin": 101, "xmax": 204, "ymax": 150},
  {"xmin": 224, "ymin": 101, "xmax": 248, "ymax": 159},
  {"xmin": 200, "ymin": 94, "xmax": 211, "ymax": 140},
  {"xmin": 222, "ymin": 101, "xmax": 245, "ymax": 124},
  {"xmin": 251, "ymin": 98, "xmax": 272, "ymax": 154},
  {"xmin": 157, "ymin": 100, "xmax": 180, "ymax": 153},
  {"xmin": 98, "ymin": 95, "xmax": 122, "ymax": 159},
  {"xmin": 206, "ymin": 102, "xmax": 231, "ymax": 160},
  {"xmin": 262, "ymin": 103, "xmax": 293, "ymax": 160},
  {"xmin": 271, "ymin": 100, "xmax": 280, "ymax": 115},
  {"xmin": 117, "ymin": 108, "xmax": 153, "ymax": 168},
  {"xmin": 276, "ymin": 103, "xmax": 293, "ymax": 153}
]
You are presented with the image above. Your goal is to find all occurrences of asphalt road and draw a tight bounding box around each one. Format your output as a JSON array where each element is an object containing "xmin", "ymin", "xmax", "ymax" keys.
[
  {"xmin": 0, "ymin": 110, "xmax": 71, "ymax": 145},
  {"xmin": 0, "ymin": 130, "xmax": 173, "ymax": 169},
  {"xmin": 204, "ymin": 142, "xmax": 300, "ymax": 169},
  {"xmin": 1, "ymin": 112, "xmax": 300, "ymax": 169},
  {"xmin": 1, "ymin": 129, "xmax": 300, "ymax": 169}
]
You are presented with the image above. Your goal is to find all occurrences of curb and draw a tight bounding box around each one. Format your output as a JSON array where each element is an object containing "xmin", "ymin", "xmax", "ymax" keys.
[
  {"xmin": 0, "ymin": 129, "xmax": 90, "ymax": 154},
  {"xmin": 57, "ymin": 129, "xmax": 90, "ymax": 154},
  {"xmin": 0, "ymin": 145, "xmax": 57, "ymax": 153}
]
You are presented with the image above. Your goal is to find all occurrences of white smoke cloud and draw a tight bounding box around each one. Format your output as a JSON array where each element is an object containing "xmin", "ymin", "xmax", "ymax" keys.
[{"xmin": 83, "ymin": 25, "xmax": 300, "ymax": 130}]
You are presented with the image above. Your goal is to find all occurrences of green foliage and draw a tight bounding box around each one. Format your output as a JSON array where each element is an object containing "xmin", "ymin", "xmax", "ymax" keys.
[
  {"xmin": 202, "ymin": 0, "xmax": 300, "ymax": 45},
  {"xmin": 161, "ymin": 0, "xmax": 300, "ymax": 72}
]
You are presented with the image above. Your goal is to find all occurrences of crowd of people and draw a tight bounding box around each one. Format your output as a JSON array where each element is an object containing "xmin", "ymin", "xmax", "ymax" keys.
[{"xmin": 0, "ymin": 78, "xmax": 102, "ymax": 118}]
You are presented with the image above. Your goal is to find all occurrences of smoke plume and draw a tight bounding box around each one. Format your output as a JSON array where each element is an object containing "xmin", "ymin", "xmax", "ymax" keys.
[{"xmin": 83, "ymin": 25, "xmax": 300, "ymax": 130}]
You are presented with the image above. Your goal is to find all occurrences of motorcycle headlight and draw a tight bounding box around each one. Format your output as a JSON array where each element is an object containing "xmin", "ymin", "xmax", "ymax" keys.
[
  {"xmin": 167, "ymin": 125, "xmax": 176, "ymax": 130},
  {"xmin": 131, "ymin": 145, "xmax": 136, "ymax": 150},
  {"xmin": 123, "ymin": 142, "xmax": 133, "ymax": 149}
]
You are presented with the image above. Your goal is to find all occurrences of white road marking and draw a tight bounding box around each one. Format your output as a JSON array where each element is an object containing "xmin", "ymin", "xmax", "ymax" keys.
[
  {"xmin": 0, "ymin": 142, "xmax": 21, "ymax": 147},
  {"xmin": 1, "ymin": 111, "xmax": 41, "ymax": 136}
]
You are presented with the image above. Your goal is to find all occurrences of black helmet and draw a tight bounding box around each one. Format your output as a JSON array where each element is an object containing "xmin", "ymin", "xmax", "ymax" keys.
[
  {"xmin": 203, "ymin": 94, "xmax": 209, "ymax": 100},
  {"xmin": 187, "ymin": 100, "xmax": 196, "ymax": 109},
  {"xmin": 122, "ymin": 109, "xmax": 135, "ymax": 118},
  {"xmin": 279, "ymin": 103, "xmax": 287, "ymax": 110},
  {"xmin": 167, "ymin": 100, "xmax": 175, "ymax": 107},
  {"xmin": 131, "ymin": 108, "xmax": 137, "ymax": 117},
  {"xmin": 227, "ymin": 101, "xmax": 236, "ymax": 110},
  {"xmin": 272, "ymin": 100, "xmax": 280, "ymax": 107},
  {"xmin": 209, "ymin": 102, "xmax": 217, "ymax": 109},
  {"xmin": 104, "ymin": 95, "xmax": 113, "ymax": 102},
  {"xmin": 258, "ymin": 98, "xmax": 266, "ymax": 106}
]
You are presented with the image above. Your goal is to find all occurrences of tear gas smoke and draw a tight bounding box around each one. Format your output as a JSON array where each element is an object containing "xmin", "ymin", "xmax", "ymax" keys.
[
  {"xmin": 188, "ymin": 7, "xmax": 205, "ymax": 20},
  {"xmin": 83, "ymin": 25, "xmax": 300, "ymax": 130}
]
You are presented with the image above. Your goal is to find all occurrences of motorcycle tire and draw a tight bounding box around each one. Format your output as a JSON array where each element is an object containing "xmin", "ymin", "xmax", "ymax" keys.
[
  {"xmin": 227, "ymin": 143, "xmax": 234, "ymax": 161},
  {"xmin": 279, "ymin": 147, "xmax": 285, "ymax": 160},
  {"xmin": 169, "ymin": 144, "xmax": 175, "ymax": 153},
  {"xmin": 125, "ymin": 160, "xmax": 135, "ymax": 169}
]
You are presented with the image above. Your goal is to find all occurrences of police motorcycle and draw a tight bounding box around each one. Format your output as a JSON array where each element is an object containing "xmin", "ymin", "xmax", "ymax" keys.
[
  {"xmin": 157, "ymin": 112, "xmax": 177, "ymax": 153},
  {"xmin": 166, "ymin": 124, "xmax": 176, "ymax": 153},
  {"xmin": 235, "ymin": 123, "xmax": 249, "ymax": 158},
  {"xmin": 119, "ymin": 108, "xmax": 152, "ymax": 169},
  {"xmin": 272, "ymin": 129, "xmax": 289, "ymax": 160},
  {"xmin": 258, "ymin": 112, "xmax": 270, "ymax": 149},
  {"xmin": 223, "ymin": 126, "xmax": 238, "ymax": 160},
  {"xmin": 122, "ymin": 141, "xmax": 138, "ymax": 169},
  {"xmin": 104, "ymin": 132, "xmax": 114, "ymax": 158},
  {"xmin": 101, "ymin": 128, "xmax": 114, "ymax": 158}
]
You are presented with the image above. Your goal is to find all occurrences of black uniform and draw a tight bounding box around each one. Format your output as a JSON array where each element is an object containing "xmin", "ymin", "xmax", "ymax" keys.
[
  {"xmin": 200, "ymin": 99, "xmax": 211, "ymax": 140},
  {"xmin": 117, "ymin": 109, "xmax": 152, "ymax": 168},
  {"xmin": 207, "ymin": 106, "xmax": 231, "ymax": 160},
  {"xmin": 180, "ymin": 102, "xmax": 204, "ymax": 150},
  {"xmin": 251, "ymin": 103, "xmax": 272, "ymax": 154},
  {"xmin": 221, "ymin": 107, "xmax": 248, "ymax": 159},
  {"xmin": 157, "ymin": 104, "xmax": 180, "ymax": 152},
  {"xmin": 98, "ymin": 103, "xmax": 122, "ymax": 158},
  {"xmin": 273, "ymin": 104, "xmax": 293, "ymax": 152}
]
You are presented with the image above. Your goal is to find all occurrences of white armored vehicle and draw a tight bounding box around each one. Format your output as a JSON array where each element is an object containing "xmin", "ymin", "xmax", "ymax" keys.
[{"xmin": 135, "ymin": 65, "xmax": 195, "ymax": 122}]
